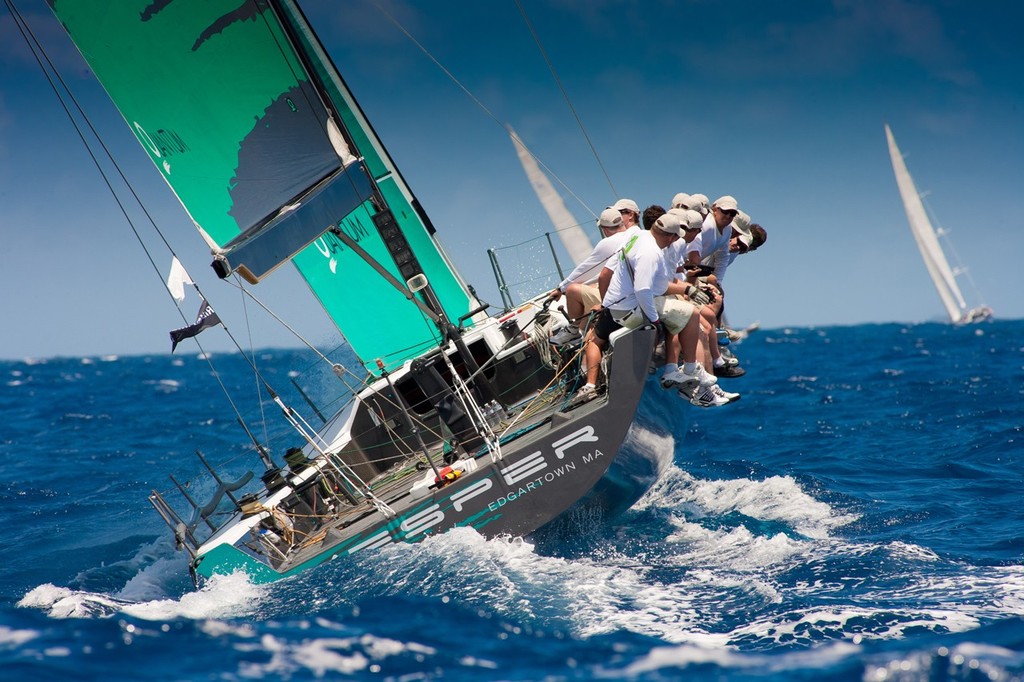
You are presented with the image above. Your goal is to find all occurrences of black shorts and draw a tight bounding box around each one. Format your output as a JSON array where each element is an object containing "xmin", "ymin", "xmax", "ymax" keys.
[{"xmin": 594, "ymin": 308, "xmax": 623, "ymax": 342}]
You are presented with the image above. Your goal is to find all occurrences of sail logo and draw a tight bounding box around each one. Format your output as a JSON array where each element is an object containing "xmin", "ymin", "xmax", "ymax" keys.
[
  {"xmin": 133, "ymin": 122, "xmax": 190, "ymax": 160},
  {"xmin": 313, "ymin": 215, "xmax": 372, "ymax": 273}
]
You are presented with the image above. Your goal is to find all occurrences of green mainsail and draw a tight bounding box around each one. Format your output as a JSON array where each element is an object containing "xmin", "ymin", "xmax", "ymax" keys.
[{"xmin": 50, "ymin": 0, "xmax": 474, "ymax": 373}]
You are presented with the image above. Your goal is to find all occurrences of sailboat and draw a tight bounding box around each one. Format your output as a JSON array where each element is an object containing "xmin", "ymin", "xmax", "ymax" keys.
[
  {"xmin": 44, "ymin": 0, "xmax": 657, "ymax": 585},
  {"xmin": 884, "ymin": 124, "xmax": 993, "ymax": 325}
]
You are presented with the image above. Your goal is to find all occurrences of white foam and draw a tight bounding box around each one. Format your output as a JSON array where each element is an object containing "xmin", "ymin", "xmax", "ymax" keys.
[
  {"xmin": 18, "ymin": 584, "xmax": 129, "ymax": 618},
  {"xmin": 0, "ymin": 625, "xmax": 39, "ymax": 647},
  {"xmin": 236, "ymin": 632, "xmax": 439, "ymax": 678},
  {"xmin": 622, "ymin": 640, "xmax": 861, "ymax": 676},
  {"xmin": 665, "ymin": 517, "xmax": 809, "ymax": 574},
  {"xmin": 17, "ymin": 571, "xmax": 265, "ymax": 621},
  {"xmin": 635, "ymin": 467, "xmax": 858, "ymax": 539},
  {"xmin": 357, "ymin": 527, "xmax": 718, "ymax": 644},
  {"xmin": 149, "ymin": 378, "xmax": 181, "ymax": 393}
]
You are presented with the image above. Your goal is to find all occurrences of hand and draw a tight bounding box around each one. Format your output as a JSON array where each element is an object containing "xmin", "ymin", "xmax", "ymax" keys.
[
  {"xmin": 686, "ymin": 285, "xmax": 710, "ymax": 305},
  {"xmin": 702, "ymin": 287, "xmax": 717, "ymax": 304},
  {"xmin": 548, "ymin": 288, "xmax": 562, "ymax": 301},
  {"xmin": 650, "ymin": 319, "xmax": 666, "ymax": 343}
]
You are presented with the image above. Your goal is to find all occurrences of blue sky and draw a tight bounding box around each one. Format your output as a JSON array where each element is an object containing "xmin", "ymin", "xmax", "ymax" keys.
[{"xmin": 1, "ymin": 0, "xmax": 1022, "ymax": 360}]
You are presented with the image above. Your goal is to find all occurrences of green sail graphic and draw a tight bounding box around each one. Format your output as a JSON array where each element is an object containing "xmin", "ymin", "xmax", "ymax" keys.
[{"xmin": 51, "ymin": 0, "xmax": 474, "ymax": 373}]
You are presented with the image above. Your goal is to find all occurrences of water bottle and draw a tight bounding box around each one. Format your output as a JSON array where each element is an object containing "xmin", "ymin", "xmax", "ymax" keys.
[{"xmin": 484, "ymin": 400, "xmax": 502, "ymax": 428}]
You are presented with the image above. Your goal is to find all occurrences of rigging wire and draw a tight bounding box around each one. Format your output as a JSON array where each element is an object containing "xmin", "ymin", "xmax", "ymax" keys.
[
  {"xmin": 367, "ymin": 0, "xmax": 603, "ymax": 219},
  {"xmin": 513, "ymin": 0, "xmax": 618, "ymax": 198},
  {"xmin": 919, "ymin": 196, "xmax": 989, "ymax": 307},
  {"xmin": 9, "ymin": 0, "xmax": 290, "ymax": 469}
]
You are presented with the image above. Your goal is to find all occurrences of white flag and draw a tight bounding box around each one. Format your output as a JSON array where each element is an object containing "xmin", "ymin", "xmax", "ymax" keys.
[{"xmin": 166, "ymin": 257, "xmax": 194, "ymax": 304}]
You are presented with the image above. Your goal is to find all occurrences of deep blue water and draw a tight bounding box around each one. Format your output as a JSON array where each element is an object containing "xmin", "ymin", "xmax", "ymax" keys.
[{"xmin": 2, "ymin": 320, "xmax": 1023, "ymax": 681}]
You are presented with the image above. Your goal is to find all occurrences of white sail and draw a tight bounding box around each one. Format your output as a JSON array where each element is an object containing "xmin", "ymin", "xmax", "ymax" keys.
[
  {"xmin": 885, "ymin": 124, "xmax": 970, "ymax": 324},
  {"xmin": 509, "ymin": 128, "xmax": 593, "ymax": 265}
]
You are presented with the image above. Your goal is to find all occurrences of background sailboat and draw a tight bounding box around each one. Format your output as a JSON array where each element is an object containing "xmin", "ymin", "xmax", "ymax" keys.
[{"xmin": 885, "ymin": 124, "xmax": 992, "ymax": 325}]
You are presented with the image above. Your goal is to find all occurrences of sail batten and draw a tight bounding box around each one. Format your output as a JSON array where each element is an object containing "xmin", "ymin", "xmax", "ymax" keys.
[{"xmin": 51, "ymin": 0, "xmax": 475, "ymax": 372}]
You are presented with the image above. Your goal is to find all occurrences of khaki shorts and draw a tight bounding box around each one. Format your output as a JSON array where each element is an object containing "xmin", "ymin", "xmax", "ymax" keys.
[
  {"xmin": 610, "ymin": 296, "xmax": 694, "ymax": 335},
  {"xmin": 577, "ymin": 283, "xmax": 602, "ymax": 313}
]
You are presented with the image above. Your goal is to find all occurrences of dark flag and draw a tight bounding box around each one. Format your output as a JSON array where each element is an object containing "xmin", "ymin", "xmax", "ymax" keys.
[{"xmin": 170, "ymin": 299, "xmax": 222, "ymax": 352}]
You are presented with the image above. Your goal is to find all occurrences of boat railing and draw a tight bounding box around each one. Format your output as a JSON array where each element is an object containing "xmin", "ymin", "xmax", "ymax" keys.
[{"xmin": 488, "ymin": 227, "xmax": 582, "ymax": 310}]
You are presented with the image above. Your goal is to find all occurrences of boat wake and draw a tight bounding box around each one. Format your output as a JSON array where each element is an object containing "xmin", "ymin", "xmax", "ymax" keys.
[
  {"xmin": 18, "ymin": 571, "xmax": 267, "ymax": 621},
  {"xmin": 16, "ymin": 456, "xmax": 1024, "ymax": 668}
]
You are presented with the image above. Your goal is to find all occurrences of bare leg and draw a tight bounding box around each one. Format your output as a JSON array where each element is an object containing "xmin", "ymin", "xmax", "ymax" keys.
[
  {"xmin": 584, "ymin": 334, "xmax": 606, "ymax": 386},
  {"xmin": 664, "ymin": 331, "xmax": 681, "ymax": 366},
  {"xmin": 679, "ymin": 312, "xmax": 700, "ymax": 364},
  {"xmin": 564, "ymin": 283, "xmax": 587, "ymax": 328},
  {"xmin": 700, "ymin": 313, "xmax": 718, "ymax": 368}
]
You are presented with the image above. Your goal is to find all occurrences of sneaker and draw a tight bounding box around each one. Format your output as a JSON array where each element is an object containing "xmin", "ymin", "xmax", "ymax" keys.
[
  {"xmin": 659, "ymin": 367, "xmax": 698, "ymax": 392},
  {"xmin": 550, "ymin": 326, "xmax": 582, "ymax": 345},
  {"xmin": 693, "ymin": 364, "xmax": 718, "ymax": 387},
  {"xmin": 713, "ymin": 364, "xmax": 746, "ymax": 379},
  {"xmin": 689, "ymin": 384, "xmax": 731, "ymax": 407},
  {"xmin": 569, "ymin": 383, "xmax": 599, "ymax": 405},
  {"xmin": 714, "ymin": 356, "xmax": 739, "ymax": 369},
  {"xmin": 710, "ymin": 384, "xmax": 741, "ymax": 403}
]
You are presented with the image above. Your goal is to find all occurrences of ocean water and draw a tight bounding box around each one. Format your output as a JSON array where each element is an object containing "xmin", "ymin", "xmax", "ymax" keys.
[{"xmin": 2, "ymin": 320, "xmax": 1023, "ymax": 681}]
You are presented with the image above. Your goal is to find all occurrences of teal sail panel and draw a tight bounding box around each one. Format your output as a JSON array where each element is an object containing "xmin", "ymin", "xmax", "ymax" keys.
[{"xmin": 50, "ymin": 0, "xmax": 474, "ymax": 373}]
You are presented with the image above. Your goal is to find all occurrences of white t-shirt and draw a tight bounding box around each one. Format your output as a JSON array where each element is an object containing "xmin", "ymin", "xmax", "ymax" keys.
[
  {"xmin": 699, "ymin": 213, "xmax": 732, "ymax": 282},
  {"xmin": 665, "ymin": 233, "xmax": 702, "ymax": 271},
  {"xmin": 557, "ymin": 226, "xmax": 641, "ymax": 290},
  {"xmin": 601, "ymin": 231, "xmax": 674, "ymax": 322}
]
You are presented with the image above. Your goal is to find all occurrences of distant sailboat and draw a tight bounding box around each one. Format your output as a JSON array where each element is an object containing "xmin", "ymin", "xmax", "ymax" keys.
[{"xmin": 884, "ymin": 124, "xmax": 993, "ymax": 325}]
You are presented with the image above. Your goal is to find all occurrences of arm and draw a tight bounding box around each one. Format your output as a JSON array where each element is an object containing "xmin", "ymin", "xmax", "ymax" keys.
[
  {"xmin": 597, "ymin": 266, "xmax": 614, "ymax": 300},
  {"xmin": 711, "ymin": 227, "xmax": 732, "ymax": 282}
]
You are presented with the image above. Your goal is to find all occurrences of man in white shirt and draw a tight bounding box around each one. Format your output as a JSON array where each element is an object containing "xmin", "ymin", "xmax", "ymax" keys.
[
  {"xmin": 700, "ymin": 195, "xmax": 740, "ymax": 283},
  {"xmin": 549, "ymin": 207, "xmax": 641, "ymax": 345}
]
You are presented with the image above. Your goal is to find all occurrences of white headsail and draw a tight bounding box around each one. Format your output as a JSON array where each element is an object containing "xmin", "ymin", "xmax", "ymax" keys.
[{"xmin": 509, "ymin": 128, "xmax": 593, "ymax": 265}]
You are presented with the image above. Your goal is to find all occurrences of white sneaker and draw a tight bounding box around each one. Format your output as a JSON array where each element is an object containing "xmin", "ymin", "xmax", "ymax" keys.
[
  {"xmin": 660, "ymin": 368, "xmax": 698, "ymax": 392},
  {"xmin": 550, "ymin": 326, "xmax": 582, "ymax": 345},
  {"xmin": 570, "ymin": 383, "xmax": 599, "ymax": 405},
  {"xmin": 710, "ymin": 384, "xmax": 740, "ymax": 403},
  {"xmin": 693, "ymin": 364, "xmax": 718, "ymax": 387},
  {"xmin": 689, "ymin": 384, "xmax": 731, "ymax": 407}
]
